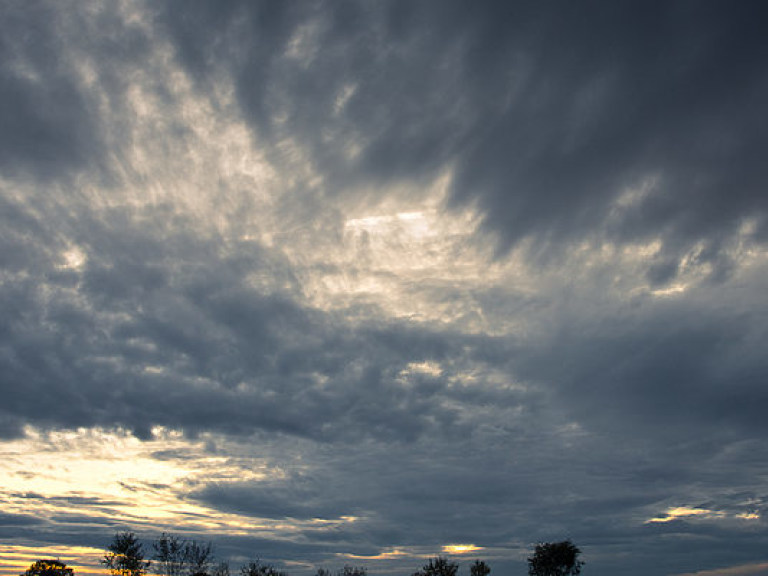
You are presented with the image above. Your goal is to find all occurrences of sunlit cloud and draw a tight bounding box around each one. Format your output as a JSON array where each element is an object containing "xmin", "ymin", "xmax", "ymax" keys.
[
  {"xmin": 59, "ymin": 247, "xmax": 87, "ymax": 270},
  {"xmin": 345, "ymin": 548, "xmax": 414, "ymax": 561},
  {"xmin": 645, "ymin": 507, "xmax": 724, "ymax": 524},
  {"xmin": 441, "ymin": 544, "xmax": 483, "ymax": 555},
  {"xmin": 401, "ymin": 361, "xmax": 443, "ymax": 378},
  {"xmin": 650, "ymin": 283, "xmax": 689, "ymax": 297},
  {"xmin": 0, "ymin": 427, "xmax": 311, "ymax": 535}
]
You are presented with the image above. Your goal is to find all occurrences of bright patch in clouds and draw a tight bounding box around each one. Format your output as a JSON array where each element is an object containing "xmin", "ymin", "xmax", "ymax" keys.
[
  {"xmin": 441, "ymin": 545, "xmax": 483, "ymax": 555},
  {"xmin": 0, "ymin": 427, "xmax": 299, "ymax": 532},
  {"xmin": 60, "ymin": 247, "xmax": 87, "ymax": 270},
  {"xmin": 646, "ymin": 507, "xmax": 724, "ymax": 524}
]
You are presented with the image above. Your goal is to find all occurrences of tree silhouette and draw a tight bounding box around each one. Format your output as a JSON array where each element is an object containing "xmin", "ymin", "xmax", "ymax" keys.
[
  {"xmin": 153, "ymin": 533, "xmax": 214, "ymax": 576},
  {"xmin": 103, "ymin": 532, "xmax": 151, "ymax": 576},
  {"xmin": 185, "ymin": 540, "xmax": 214, "ymax": 576},
  {"xmin": 337, "ymin": 566, "xmax": 366, "ymax": 576},
  {"xmin": 153, "ymin": 533, "xmax": 187, "ymax": 576},
  {"xmin": 527, "ymin": 540, "xmax": 583, "ymax": 576},
  {"xmin": 21, "ymin": 560, "xmax": 74, "ymax": 576},
  {"xmin": 240, "ymin": 561, "xmax": 286, "ymax": 576},
  {"xmin": 412, "ymin": 557, "xmax": 458, "ymax": 576},
  {"xmin": 470, "ymin": 560, "xmax": 490, "ymax": 576}
]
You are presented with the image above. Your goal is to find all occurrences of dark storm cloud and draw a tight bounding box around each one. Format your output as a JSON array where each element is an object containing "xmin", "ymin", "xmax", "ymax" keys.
[
  {"xmin": 513, "ymin": 294, "xmax": 768, "ymax": 440},
  {"xmin": 160, "ymin": 0, "xmax": 768, "ymax": 275},
  {"xmin": 0, "ymin": 198, "xmax": 518, "ymax": 442},
  {"xmin": 0, "ymin": 3, "xmax": 92, "ymax": 178},
  {"xmin": 193, "ymin": 479, "xmax": 355, "ymax": 521},
  {"xmin": 0, "ymin": 2, "xmax": 141, "ymax": 182},
  {"xmin": 204, "ymin": 533, "xmax": 335, "ymax": 569},
  {"xmin": 182, "ymin": 421, "xmax": 768, "ymax": 575},
  {"xmin": 0, "ymin": 512, "xmax": 43, "ymax": 528}
]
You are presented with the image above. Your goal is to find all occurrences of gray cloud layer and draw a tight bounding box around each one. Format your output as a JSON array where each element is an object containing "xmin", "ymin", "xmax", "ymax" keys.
[
  {"xmin": 161, "ymin": 0, "xmax": 768, "ymax": 269},
  {"xmin": 1, "ymin": 2, "xmax": 768, "ymax": 576}
]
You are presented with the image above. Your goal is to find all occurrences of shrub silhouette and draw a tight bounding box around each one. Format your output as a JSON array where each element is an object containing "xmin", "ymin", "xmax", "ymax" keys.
[{"xmin": 21, "ymin": 560, "xmax": 74, "ymax": 576}]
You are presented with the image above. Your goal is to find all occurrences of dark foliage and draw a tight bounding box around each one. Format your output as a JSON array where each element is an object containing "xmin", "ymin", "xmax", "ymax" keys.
[
  {"xmin": 412, "ymin": 557, "xmax": 459, "ymax": 576},
  {"xmin": 470, "ymin": 560, "xmax": 490, "ymax": 576},
  {"xmin": 103, "ymin": 532, "xmax": 151, "ymax": 576},
  {"xmin": 212, "ymin": 562, "xmax": 230, "ymax": 576},
  {"xmin": 185, "ymin": 540, "xmax": 214, "ymax": 576},
  {"xmin": 527, "ymin": 540, "xmax": 584, "ymax": 576},
  {"xmin": 240, "ymin": 561, "xmax": 287, "ymax": 576},
  {"xmin": 21, "ymin": 560, "xmax": 74, "ymax": 576},
  {"xmin": 153, "ymin": 533, "xmax": 214, "ymax": 576},
  {"xmin": 337, "ymin": 567, "xmax": 366, "ymax": 576}
]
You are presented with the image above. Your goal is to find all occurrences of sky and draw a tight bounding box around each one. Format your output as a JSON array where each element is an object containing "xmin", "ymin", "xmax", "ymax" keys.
[{"xmin": 1, "ymin": 1, "xmax": 768, "ymax": 575}]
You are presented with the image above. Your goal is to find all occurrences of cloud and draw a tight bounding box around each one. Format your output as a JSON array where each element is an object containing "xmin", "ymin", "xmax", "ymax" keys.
[
  {"xmin": 676, "ymin": 563, "xmax": 768, "ymax": 576},
  {"xmin": 0, "ymin": 201, "xmax": 516, "ymax": 441},
  {"xmin": 646, "ymin": 506, "xmax": 723, "ymax": 524},
  {"xmin": 0, "ymin": 2, "xmax": 156, "ymax": 182},
  {"xmin": 192, "ymin": 479, "xmax": 358, "ymax": 522},
  {"xmin": 159, "ymin": 1, "xmax": 768, "ymax": 277},
  {"xmin": 1, "ymin": 2, "xmax": 768, "ymax": 576},
  {"xmin": 0, "ymin": 512, "xmax": 43, "ymax": 528}
]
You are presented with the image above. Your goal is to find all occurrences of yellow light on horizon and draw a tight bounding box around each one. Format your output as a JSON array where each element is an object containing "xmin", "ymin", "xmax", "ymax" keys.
[
  {"xmin": 0, "ymin": 545, "xmax": 104, "ymax": 576},
  {"xmin": 441, "ymin": 544, "xmax": 483, "ymax": 555}
]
